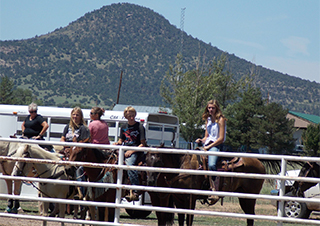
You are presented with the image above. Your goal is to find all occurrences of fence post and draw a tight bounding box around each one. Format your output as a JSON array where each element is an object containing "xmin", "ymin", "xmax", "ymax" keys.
[
  {"xmin": 277, "ymin": 157, "xmax": 287, "ymax": 226},
  {"xmin": 114, "ymin": 146, "xmax": 124, "ymax": 223}
]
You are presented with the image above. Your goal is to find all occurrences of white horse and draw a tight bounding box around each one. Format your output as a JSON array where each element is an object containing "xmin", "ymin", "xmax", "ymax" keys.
[
  {"xmin": 0, "ymin": 141, "xmax": 25, "ymax": 213},
  {"xmin": 12, "ymin": 143, "xmax": 75, "ymax": 221}
]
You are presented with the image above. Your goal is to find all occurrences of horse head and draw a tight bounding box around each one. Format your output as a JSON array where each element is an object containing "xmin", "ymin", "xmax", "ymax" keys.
[
  {"xmin": 145, "ymin": 151, "xmax": 164, "ymax": 186},
  {"xmin": 12, "ymin": 144, "xmax": 33, "ymax": 177},
  {"xmin": 292, "ymin": 161, "xmax": 320, "ymax": 197},
  {"xmin": 68, "ymin": 146, "xmax": 86, "ymax": 162}
]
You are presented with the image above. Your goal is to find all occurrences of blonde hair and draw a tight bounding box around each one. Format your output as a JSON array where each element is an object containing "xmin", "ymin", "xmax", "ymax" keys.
[
  {"xmin": 202, "ymin": 99, "xmax": 225, "ymax": 122},
  {"xmin": 123, "ymin": 106, "xmax": 137, "ymax": 119},
  {"xmin": 69, "ymin": 107, "xmax": 86, "ymax": 132}
]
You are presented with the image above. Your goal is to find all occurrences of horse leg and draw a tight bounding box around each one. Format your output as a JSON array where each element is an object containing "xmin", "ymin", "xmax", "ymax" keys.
[
  {"xmin": 42, "ymin": 201, "xmax": 49, "ymax": 216},
  {"xmin": 98, "ymin": 207, "xmax": 104, "ymax": 221},
  {"xmin": 150, "ymin": 192, "xmax": 173, "ymax": 226},
  {"xmin": 239, "ymin": 198, "xmax": 256, "ymax": 226},
  {"xmin": 178, "ymin": 213, "xmax": 185, "ymax": 226},
  {"xmin": 108, "ymin": 207, "xmax": 115, "ymax": 222},
  {"xmin": 50, "ymin": 202, "xmax": 60, "ymax": 217},
  {"xmin": 4, "ymin": 179, "xmax": 14, "ymax": 213},
  {"xmin": 186, "ymin": 195, "xmax": 196, "ymax": 226},
  {"xmin": 104, "ymin": 207, "xmax": 109, "ymax": 222},
  {"xmin": 13, "ymin": 180, "xmax": 22, "ymax": 213}
]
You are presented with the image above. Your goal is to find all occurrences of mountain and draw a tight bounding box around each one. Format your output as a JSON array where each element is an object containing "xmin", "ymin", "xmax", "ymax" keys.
[{"xmin": 0, "ymin": 3, "xmax": 319, "ymax": 115}]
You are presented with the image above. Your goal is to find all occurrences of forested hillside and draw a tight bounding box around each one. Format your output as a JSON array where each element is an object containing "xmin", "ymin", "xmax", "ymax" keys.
[{"xmin": 0, "ymin": 3, "xmax": 319, "ymax": 114}]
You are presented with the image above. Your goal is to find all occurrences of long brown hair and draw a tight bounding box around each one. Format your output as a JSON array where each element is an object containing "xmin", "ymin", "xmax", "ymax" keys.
[
  {"xmin": 91, "ymin": 107, "xmax": 105, "ymax": 119},
  {"xmin": 201, "ymin": 99, "xmax": 225, "ymax": 122}
]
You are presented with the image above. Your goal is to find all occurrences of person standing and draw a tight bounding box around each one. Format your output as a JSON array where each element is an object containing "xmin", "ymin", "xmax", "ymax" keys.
[
  {"xmin": 89, "ymin": 107, "xmax": 110, "ymax": 145},
  {"xmin": 196, "ymin": 99, "xmax": 226, "ymax": 205},
  {"xmin": 113, "ymin": 106, "xmax": 147, "ymax": 202}
]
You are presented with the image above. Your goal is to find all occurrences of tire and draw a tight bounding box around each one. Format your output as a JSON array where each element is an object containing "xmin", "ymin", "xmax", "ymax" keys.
[
  {"xmin": 282, "ymin": 191, "xmax": 311, "ymax": 219},
  {"xmin": 125, "ymin": 209, "xmax": 152, "ymax": 219}
]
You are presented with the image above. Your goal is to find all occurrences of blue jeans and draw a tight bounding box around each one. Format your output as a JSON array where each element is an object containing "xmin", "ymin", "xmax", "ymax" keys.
[
  {"xmin": 125, "ymin": 152, "xmax": 140, "ymax": 192},
  {"xmin": 207, "ymin": 144, "xmax": 223, "ymax": 181}
]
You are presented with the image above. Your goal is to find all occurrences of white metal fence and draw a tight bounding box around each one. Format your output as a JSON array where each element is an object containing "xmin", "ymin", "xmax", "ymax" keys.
[{"xmin": 0, "ymin": 137, "xmax": 320, "ymax": 226}]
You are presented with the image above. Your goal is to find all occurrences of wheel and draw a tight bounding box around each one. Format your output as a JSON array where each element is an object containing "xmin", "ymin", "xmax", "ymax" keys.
[
  {"xmin": 282, "ymin": 191, "xmax": 311, "ymax": 219},
  {"xmin": 125, "ymin": 209, "xmax": 152, "ymax": 219}
]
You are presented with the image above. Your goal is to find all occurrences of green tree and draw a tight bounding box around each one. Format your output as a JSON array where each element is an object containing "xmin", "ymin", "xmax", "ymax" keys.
[
  {"xmin": 256, "ymin": 102, "xmax": 296, "ymax": 154},
  {"xmin": 302, "ymin": 124, "xmax": 320, "ymax": 156},
  {"xmin": 224, "ymin": 84, "xmax": 264, "ymax": 150},
  {"xmin": 0, "ymin": 75, "xmax": 40, "ymax": 105},
  {"xmin": 160, "ymin": 54, "xmax": 240, "ymax": 144},
  {"xmin": 12, "ymin": 88, "xmax": 35, "ymax": 105},
  {"xmin": 0, "ymin": 76, "xmax": 14, "ymax": 104}
]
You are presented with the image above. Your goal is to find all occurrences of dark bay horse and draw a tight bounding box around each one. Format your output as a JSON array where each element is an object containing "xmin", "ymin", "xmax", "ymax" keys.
[
  {"xmin": 146, "ymin": 151, "xmax": 209, "ymax": 226},
  {"xmin": 291, "ymin": 161, "xmax": 320, "ymax": 197},
  {"xmin": 146, "ymin": 150, "xmax": 266, "ymax": 226},
  {"xmin": 68, "ymin": 147, "xmax": 117, "ymax": 222}
]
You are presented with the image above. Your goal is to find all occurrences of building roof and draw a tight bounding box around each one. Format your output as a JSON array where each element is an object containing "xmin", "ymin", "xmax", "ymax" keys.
[
  {"xmin": 112, "ymin": 104, "xmax": 172, "ymax": 114},
  {"xmin": 289, "ymin": 111, "xmax": 320, "ymax": 124}
]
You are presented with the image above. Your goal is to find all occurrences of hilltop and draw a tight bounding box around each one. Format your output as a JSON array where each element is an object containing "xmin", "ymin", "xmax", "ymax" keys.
[{"xmin": 0, "ymin": 3, "xmax": 319, "ymax": 114}]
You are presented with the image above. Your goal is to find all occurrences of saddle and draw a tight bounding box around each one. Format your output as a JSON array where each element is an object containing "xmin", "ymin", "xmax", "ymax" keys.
[{"xmin": 219, "ymin": 157, "xmax": 244, "ymax": 171}]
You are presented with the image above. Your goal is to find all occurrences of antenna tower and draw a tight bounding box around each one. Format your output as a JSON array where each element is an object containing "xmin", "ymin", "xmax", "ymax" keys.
[{"xmin": 180, "ymin": 7, "xmax": 186, "ymax": 55}]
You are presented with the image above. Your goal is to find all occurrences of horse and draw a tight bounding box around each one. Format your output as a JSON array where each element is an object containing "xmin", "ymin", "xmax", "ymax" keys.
[
  {"xmin": 146, "ymin": 148, "xmax": 266, "ymax": 226},
  {"xmin": 68, "ymin": 146, "xmax": 117, "ymax": 222},
  {"xmin": 0, "ymin": 141, "xmax": 25, "ymax": 214},
  {"xmin": 146, "ymin": 151, "xmax": 209, "ymax": 226},
  {"xmin": 11, "ymin": 143, "xmax": 75, "ymax": 221},
  {"xmin": 291, "ymin": 161, "xmax": 320, "ymax": 197}
]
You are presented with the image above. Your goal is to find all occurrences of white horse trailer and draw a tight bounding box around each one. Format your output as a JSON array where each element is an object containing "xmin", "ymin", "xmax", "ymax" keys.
[
  {"xmin": 0, "ymin": 104, "xmax": 179, "ymax": 146},
  {"xmin": 0, "ymin": 104, "xmax": 179, "ymax": 218}
]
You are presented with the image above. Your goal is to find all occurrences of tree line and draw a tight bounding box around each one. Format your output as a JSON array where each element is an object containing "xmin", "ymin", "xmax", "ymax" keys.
[{"xmin": 160, "ymin": 54, "xmax": 319, "ymax": 156}]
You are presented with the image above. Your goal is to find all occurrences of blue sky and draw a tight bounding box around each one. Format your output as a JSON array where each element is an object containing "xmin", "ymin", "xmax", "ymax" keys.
[{"xmin": 0, "ymin": 0, "xmax": 319, "ymax": 83}]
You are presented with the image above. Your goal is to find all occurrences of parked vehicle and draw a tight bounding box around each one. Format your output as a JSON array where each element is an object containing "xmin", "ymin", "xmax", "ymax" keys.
[{"xmin": 271, "ymin": 169, "xmax": 320, "ymax": 219}]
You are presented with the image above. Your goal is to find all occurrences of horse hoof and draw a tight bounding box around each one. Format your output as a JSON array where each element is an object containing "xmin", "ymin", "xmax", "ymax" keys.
[{"xmin": 207, "ymin": 196, "xmax": 220, "ymax": 206}]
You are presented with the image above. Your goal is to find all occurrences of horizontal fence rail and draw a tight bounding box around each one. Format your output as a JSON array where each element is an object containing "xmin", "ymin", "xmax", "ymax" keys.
[{"xmin": 0, "ymin": 137, "xmax": 320, "ymax": 226}]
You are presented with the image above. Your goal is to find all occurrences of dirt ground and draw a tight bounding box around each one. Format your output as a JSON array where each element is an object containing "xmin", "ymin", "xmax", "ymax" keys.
[{"xmin": 1, "ymin": 201, "xmax": 319, "ymax": 226}]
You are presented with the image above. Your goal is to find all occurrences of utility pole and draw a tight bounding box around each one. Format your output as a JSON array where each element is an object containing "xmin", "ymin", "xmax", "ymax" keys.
[
  {"xmin": 116, "ymin": 70, "xmax": 123, "ymax": 104},
  {"xmin": 180, "ymin": 7, "xmax": 186, "ymax": 55}
]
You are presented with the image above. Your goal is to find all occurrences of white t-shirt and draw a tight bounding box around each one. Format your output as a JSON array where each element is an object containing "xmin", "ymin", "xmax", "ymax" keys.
[{"xmin": 204, "ymin": 117, "xmax": 226, "ymax": 146}]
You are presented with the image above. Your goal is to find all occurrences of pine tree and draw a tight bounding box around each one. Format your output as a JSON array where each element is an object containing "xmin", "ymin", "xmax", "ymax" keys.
[
  {"xmin": 257, "ymin": 102, "xmax": 295, "ymax": 154},
  {"xmin": 302, "ymin": 124, "xmax": 320, "ymax": 156},
  {"xmin": 0, "ymin": 76, "xmax": 15, "ymax": 104}
]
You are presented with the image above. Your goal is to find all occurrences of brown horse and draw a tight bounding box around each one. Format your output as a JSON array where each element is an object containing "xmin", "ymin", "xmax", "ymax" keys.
[
  {"xmin": 68, "ymin": 147, "xmax": 117, "ymax": 222},
  {"xmin": 146, "ymin": 150, "xmax": 266, "ymax": 226},
  {"xmin": 146, "ymin": 151, "xmax": 209, "ymax": 226},
  {"xmin": 291, "ymin": 161, "xmax": 320, "ymax": 197}
]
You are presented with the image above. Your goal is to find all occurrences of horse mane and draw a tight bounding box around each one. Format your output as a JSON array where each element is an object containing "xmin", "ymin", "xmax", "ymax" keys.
[{"xmin": 28, "ymin": 144, "xmax": 62, "ymax": 160}]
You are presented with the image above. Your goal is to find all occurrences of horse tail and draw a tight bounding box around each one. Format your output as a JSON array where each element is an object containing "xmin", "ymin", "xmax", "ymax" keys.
[{"xmin": 258, "ymin": 159, "xmax": 304, "ymax": 175}]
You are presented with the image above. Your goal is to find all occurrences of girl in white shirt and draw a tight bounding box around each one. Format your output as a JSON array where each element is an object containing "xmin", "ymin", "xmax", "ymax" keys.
[{"xmin": 196, "ymin": 99, "xmax": 226, "ymax": 204}]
